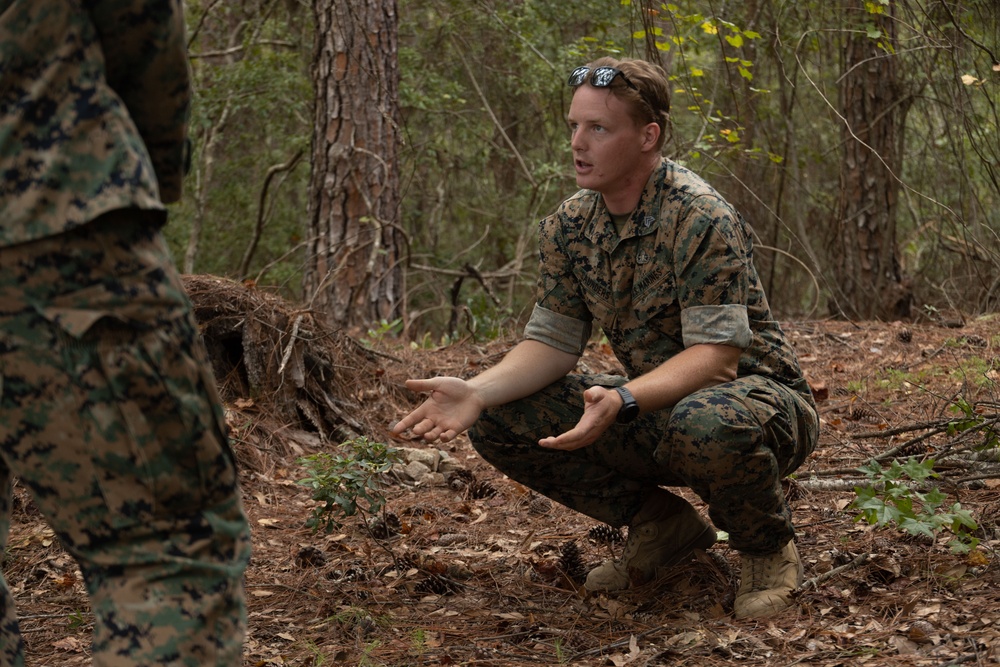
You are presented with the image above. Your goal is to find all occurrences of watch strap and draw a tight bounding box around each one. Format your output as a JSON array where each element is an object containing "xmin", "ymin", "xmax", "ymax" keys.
[{"xmin": 614, "ymin": 386, "xmax": 639, "ymax": 424}]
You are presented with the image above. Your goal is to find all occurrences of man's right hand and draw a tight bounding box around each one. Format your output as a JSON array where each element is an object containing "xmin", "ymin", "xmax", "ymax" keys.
[{"xmin": 391, "ymin": 377, "xmax": 484, "ymax": 444}]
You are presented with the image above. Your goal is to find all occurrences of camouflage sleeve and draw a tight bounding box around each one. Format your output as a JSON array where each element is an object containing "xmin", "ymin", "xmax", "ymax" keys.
[
  {"xmin": 85, "ymin": 0, "xmax": 191, "ymax": 203},
  {"xmin": 674, "ymin": 195, "xmax": 753, "ymax": 349},
  {"xmin": 681, "ymin": 305, "xmax": 752, "ymax": 348},
  {"xmin": 523, "ymin": 304, "xmax": 591, "ymax": 356},
  {"xmin": 535, "ymin": 212, "xmax": 593, "ymax": 321}
]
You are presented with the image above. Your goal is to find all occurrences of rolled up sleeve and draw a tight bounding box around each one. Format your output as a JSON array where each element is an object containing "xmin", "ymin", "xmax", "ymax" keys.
[
  {"xmin": 681, "ymin": 304, "xmax": 752, "ymax": 349},
  {"xmin": 523, "ymin": 304, "xmax": 592, "ymax": 356}
]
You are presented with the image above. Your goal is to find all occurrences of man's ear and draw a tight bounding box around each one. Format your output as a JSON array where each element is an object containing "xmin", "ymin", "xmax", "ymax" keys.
[{"xmin": 641, "ymin": 122, "xmax": 661, "ymax": 152}]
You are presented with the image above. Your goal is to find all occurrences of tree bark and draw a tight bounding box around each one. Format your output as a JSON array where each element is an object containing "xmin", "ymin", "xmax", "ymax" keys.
[
  {"xmin": 832, "ymin": 0, "xmax": 911, "ymax": 320},
  {"xmin": 306, "ymin": 0, "xmax": 402, "ymax": 330}
]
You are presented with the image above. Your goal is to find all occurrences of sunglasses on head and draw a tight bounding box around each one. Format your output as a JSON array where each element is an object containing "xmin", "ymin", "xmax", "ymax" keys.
[{"xmin": 567, "ymin": 65, "xmax": 638, "ymax": 91}]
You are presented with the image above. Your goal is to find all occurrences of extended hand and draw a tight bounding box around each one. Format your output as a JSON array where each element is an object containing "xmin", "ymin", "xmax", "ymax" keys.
[
  {"xmin": 391, "ymin": 377, "xmax": 483, "ymax": 443},
  {"xmin": 537, "ymin": 385, "xmax": 619, "ymax": 451}
]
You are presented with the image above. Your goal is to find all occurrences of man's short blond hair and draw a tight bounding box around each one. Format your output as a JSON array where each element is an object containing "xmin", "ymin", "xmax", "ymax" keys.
[{"xmin": 583, "ymin": 56, "xmax": 671, "ymax": 151}]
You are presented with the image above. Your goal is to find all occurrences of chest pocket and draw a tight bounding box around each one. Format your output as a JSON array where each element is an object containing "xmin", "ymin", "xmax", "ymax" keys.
[
  {"xmin": 575, "ymin": 251, "xmax": 614, "ymax": 324},
  {"xmin": 631, "ymin": 233, "xmax": 679, "ymax": 325}
]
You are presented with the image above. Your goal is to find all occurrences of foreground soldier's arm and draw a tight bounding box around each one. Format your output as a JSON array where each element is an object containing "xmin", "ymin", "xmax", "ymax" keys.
[{"xmin": 86, "ymin": 0, "xmax": 191, "ymax": 203}]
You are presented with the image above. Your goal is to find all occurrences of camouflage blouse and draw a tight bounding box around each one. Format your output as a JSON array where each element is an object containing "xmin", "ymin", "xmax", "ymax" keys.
[
  {"xmin": 525, "ymin": 157, "xmax": 811, "ymax": 397},
  {"xmin": 0, "ymin": 0, "xmax": 190, "ymax": 246}
]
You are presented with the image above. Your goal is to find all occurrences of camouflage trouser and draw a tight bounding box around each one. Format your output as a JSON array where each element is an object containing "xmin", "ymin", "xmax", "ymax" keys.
[
  {"xmin": 471, "ymin": 372, "xmax": 818, "ymax": 555},
  {"xmin": 0, "ymin": 210, "xmax": 251, "ymax": 666}
]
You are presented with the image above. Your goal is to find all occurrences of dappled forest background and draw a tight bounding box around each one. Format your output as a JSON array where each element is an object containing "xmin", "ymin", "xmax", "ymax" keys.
[{"xmin": 172, "ymin": 0, "xmax": 999, "ymax": 338}]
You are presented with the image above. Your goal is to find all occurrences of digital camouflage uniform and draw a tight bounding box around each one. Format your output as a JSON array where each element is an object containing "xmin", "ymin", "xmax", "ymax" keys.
[
  {"xmin": 0, "ymin": 1, "xmax": 251, "ymax": 665},
  {"xmin": 471, "ymin": 157, "xmax": 819, "ymax": 556}
]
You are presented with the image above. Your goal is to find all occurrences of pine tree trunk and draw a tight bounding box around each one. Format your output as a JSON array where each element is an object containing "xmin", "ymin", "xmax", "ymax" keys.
[
  {"xmin": 306, "ymin": 0, "xmax": 402, "ymax": 330},
  {"xmin": 832, "ymin": 0, "xmax": 911, "ymax": 320}
]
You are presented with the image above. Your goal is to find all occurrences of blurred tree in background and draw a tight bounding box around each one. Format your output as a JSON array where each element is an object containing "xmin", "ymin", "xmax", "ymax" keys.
[{"xmin": 173, "ymin": 0, "xmax": 1000, "ymax": 336}]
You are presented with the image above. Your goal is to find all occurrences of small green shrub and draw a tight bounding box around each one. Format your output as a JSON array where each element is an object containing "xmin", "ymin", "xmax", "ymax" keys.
[
  {"xmin": 948, "ymin": 397, "xmax": 1000, "ymax": 450},
  {"xmin": 297, "ymin": 437, "xmax": 400, "ymax": 533},
  {"xmin": 851, "ymin": 457, "xmax": 979, "ymax": 554}
]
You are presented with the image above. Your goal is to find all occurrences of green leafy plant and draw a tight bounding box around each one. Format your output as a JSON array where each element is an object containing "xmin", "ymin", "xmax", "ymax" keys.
[
  {"xmin": 359, "ymin": 639, "xmax": 383, "ymax": 667},
  {"xmin": 68, "ymin": 609, "xmax": 86, "ymax": 630},
  {"xmin": 297, "ymin": 437, "xmax": 400, "ymax": 533},
  {"xmin": 553, "ymin": 637, "xmax": 566, "ymax": 663},
  {"xmin": 851, "ymin": 457, "xmax": 979, "ymax": 554},
  {"xmin": 365, "ymin": 318, "xmax": 403, "ymax": 345},
  {"xmin": 301, "ymin": 640, "xmax": 329, "ymax": 666},
  {"xmin": 947, "ymin": 397, "xmax": 999, "ymax": 450},
  {"xmin": 409, "ymin": 628, "xmax": 427, "ymax": 660}
]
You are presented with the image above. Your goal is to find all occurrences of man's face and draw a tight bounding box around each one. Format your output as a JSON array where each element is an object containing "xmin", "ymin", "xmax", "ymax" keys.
[{"xmin": 567, "ymin": 85, "xmax": 651, "ymax": 197}]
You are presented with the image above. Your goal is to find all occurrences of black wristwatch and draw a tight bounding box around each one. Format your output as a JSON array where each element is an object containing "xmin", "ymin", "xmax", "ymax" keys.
[{"xmin": 614, "ymin": 386, "xmax": 640, "ymax": 424}]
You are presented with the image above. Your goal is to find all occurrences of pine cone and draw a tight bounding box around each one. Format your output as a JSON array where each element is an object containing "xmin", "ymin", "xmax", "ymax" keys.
[
  {"xmin": 294, "ymin": 546, "xmax": 326, "ymax": 568},
  {"xmin": 849, "ymin": 405, "xmax": 882, "ymax": 423},
  {"xmin": 588, "ymin": 524, "xmax": 624, "ymax": 545},
  {"xmin": 467, "ymin": 479, "xmax": 498, "ymax": 499},
  {"xmin": 447, "ymin": 468, "xmax": 476, "ymax": 491},
  {"xmin": 414, "ymin": 574, "xmax": 459, "ymax": 595},
  {"xmin": 528, "ymin": 495, "xmax": 552, "ymax": 515},
  {"xmin": 368, "ymin": 511, "xmax": 401, "ymax": 538},
  {"xmin": 896, "ymin": 440, "xmax": 927, "ymax": 458},
  {"xmin": 963, "ymin": 334, "xmax": 987, "ymax": 348},
  {"xmin": 897, "ymin": 328, "xmax": 912, "ymax": 343},
  {"xmin": 559, "ymin": 540, "xmax": 587, "ymax": 583}
]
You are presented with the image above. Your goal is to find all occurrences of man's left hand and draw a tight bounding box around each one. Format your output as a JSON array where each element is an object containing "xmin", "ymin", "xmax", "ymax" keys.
[{"xmin": 537, "ymin": 385, "xmax": 620, "ymax": 451}]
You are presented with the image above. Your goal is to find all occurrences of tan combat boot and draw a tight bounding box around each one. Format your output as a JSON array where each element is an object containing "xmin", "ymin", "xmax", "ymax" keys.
[
  {"xmin": 585, "ymin": 488, "xmax": 716, "ymax": 592},
  {"xmin": 733, "ymin": 539, "xmax": 803, "ymax": 619}
]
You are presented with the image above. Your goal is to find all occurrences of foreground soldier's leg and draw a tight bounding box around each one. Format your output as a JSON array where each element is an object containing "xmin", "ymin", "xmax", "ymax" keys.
[
  {"xmin": 0, "ymin": 212, "xmax": 251, "ymax": 665},
  {"xmin": 0, "ymin": 460, "xmax": 24, "ymax": 667}
]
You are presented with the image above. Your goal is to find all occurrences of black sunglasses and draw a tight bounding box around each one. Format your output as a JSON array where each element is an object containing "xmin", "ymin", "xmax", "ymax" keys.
[{"xmin": 567, "ymin": 65, "xmax": 638, "ymax": 91}]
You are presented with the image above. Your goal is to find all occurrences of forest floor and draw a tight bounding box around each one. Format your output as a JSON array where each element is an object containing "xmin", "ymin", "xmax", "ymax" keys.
[{"xmin": 7, "ymin": 308, "xmax": 1000, "ymax": 667}]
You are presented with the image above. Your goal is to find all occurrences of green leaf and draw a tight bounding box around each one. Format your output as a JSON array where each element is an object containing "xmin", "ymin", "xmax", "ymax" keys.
[
  {"xmin": 857, "ymin": 460, "xmax": 883, "ymax": 479},
  {"xmin": 947, "ymin": 538, "xmax": 973, "ymax": 555},
  {"xmin": 948, "ymin": 504, "xmax": 979, "ymax": 531},
  {"xmin": 725, "ymin": 34, "xmax": 744, "ymax": 48},
  {"xmin": 737, "ymin": 66, "xmax": 753, "ymax": 81},
  {"xmin": 855, "ymin": 495, "xmax": 900, "ymax": 526},
  {"xmin": 899, "ymin": 516, "xmax": 936, "ymax": 539},
  {"xmin": 923, "ymin": 486, "xmax": 947, "ymax": 510},
  {"xmin": 900, "ymin": 457, "xmax": 937, "ymax": 482}
]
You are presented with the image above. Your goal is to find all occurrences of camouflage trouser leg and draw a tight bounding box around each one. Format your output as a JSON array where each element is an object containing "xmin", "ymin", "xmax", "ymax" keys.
[
  {"xmin": 0, "ymin": 210, "xmax": 251, "ymax": 666},
  {"xmin": 471, "ymin": 372, "xmax": 818, "ymax": 555},
  {"xmin": 0, "ymin": 461, "xmax": 22, "ymax": 664}
]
